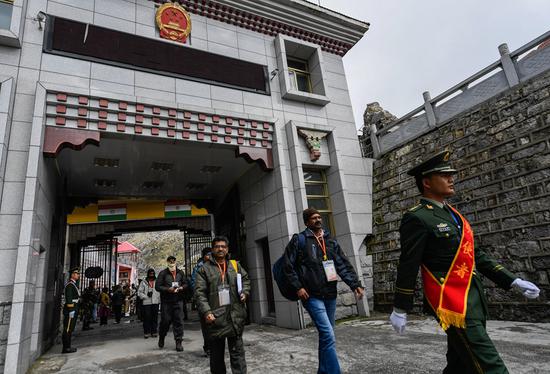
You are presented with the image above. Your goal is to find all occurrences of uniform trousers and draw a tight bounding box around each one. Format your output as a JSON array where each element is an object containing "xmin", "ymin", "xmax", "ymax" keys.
[
  {"xmin": 62, "ymin": 312, "xmax": 77, "ymax": 349},
  {"xmin": 444, "ymin": 319, "xmax": 508, "ymax": 374},
  {"xmin": 159, "ymin": 301, "xmax": 184, "ymax": 340}
]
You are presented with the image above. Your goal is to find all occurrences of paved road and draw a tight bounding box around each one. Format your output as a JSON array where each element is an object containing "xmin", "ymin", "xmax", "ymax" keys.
[{"xmin": 30, "ymin": 314, "xmax": 550, "ymax": 373}]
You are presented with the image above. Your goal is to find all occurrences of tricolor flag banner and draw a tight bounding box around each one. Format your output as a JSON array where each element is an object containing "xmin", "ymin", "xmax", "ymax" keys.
[
  {"xmin": 165, "ymin": 201, "xmax": 192, "ymax": 218},
  {"xmin": 98, "ymin": 204, "xmax": 127, "ymax": 222}
]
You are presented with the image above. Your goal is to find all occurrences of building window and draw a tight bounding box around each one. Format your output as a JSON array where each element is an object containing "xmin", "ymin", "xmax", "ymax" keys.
[
  {"xmin": 303, "ymin": 169, "xmax": 335, "ymax": 235},
  {"xmin": 0, "ymin": 0, "xmax": 13, "ymax": 30},
  {"xmin": 287, "ymin": 58, "xmax": 312, "ymax": 93},
  {"xmin": 275, "ymin": 34, "xmax": 330, "ymax": 106}
]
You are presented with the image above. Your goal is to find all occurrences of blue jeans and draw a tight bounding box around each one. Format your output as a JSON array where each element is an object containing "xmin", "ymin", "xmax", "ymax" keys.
[{"xmin": 303, "ymin": 297, "xmax": 340, "ymax": 374}]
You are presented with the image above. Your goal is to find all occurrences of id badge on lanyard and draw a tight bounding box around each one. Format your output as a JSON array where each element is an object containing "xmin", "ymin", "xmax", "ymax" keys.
[
  {"xmin": 217, "ymin": 261, "xmax": 230, "ymax": 306},
  {"xmin": 218, "ymin": 285, "xmax": 230, "ymax": 306},
  {"xmin": 323, "ymin": 260, "xmax": 338, "ymax": 282}
]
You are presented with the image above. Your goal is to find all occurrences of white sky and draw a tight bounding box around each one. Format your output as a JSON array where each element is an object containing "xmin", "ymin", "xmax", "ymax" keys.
[{"xmin": 314, "ymin": 0, "xmax": 550, "ymax": 129}]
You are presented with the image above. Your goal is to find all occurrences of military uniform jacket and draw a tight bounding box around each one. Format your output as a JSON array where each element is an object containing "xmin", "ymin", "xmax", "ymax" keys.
[
  {"xmin": 63, "ymin": 280, "xmax": 80, "ymax": 316},
  {"xmin": 394, "ymin": 198, "xmax": 516, "ymax": 320}
]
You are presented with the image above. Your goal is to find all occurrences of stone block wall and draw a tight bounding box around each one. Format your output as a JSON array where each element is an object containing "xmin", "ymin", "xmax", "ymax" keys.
[{"xmin": 370, "ymin": 69, "xmax": 550, "ymax": 322}]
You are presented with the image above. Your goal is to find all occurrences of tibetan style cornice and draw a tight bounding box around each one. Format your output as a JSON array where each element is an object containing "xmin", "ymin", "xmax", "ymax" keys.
[{"xmin": 151, "ymin": 0, "xmax": 369, "ymax": 56}]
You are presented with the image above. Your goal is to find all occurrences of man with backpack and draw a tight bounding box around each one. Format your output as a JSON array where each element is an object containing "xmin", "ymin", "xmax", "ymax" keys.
[{"xmin": 282, "ymin": 208, "xmax": 364, "ymax": 374}]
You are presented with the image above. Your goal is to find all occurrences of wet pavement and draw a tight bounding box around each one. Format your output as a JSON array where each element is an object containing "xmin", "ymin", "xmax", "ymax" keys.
[{"xmin": 30, "ymin": 313, "xmax": 550, "ymax": 373}]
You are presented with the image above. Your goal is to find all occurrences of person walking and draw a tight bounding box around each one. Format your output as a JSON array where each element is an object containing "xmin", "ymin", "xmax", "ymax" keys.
[
  {"xmin": 62, "ymin": 267, "xmax": 81, "ymax": 353},
  {"xmin": 138, "ymin": 269, "xmax": 161, "ymax": 338},
  {"xmin": 390, "ymin": 150, "xmax": 540, "ymax": 373},
  {"xmin": 194, "ymin": 236, "xmax": 250, "ymax": 374},
  {"xmin": 282, "ymin": 208, "xmax": 365, "ymax": 374},
  {"xmin": 155, "ymin": 255, "xmax": 188, "ymax": 352},
  {"xmin": 99, "ymin": 287, "xmax": 110, "ymax": 325},
  {"xmin": 191, "ymin": 247, "xmax": 212, "ymax": 356},
  {"xmin": 111, "ymin": 285, "xmax": 125, "ymax": 324}
]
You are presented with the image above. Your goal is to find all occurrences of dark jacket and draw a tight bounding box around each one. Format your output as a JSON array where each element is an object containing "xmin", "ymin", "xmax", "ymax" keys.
[
  {"xmin": 111, "ymin": 289, "xmax": 125, "ymax": 306},
  {"xmin": 155, "ymin": 267, "xmax": 188, "ymax": 303},
  {"xmin": 282, "ymin": 229, "xmax": 362, "ymax": 299},
  {"xmin": 63, "ymin": 280, "xmax": 80, "ymax": 315},
  {"xmin": 394, "ymin": 199, "xmax": 516, "ymax": 319},
  {"xmin": 193, "ymin": 258, "xmax": 250, "ymax": 339}
]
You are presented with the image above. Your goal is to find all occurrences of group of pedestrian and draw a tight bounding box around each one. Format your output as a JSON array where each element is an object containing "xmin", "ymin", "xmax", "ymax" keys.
[{"xmin": 61, "ymin": 149, "xmax": 541, "ymax": 374}]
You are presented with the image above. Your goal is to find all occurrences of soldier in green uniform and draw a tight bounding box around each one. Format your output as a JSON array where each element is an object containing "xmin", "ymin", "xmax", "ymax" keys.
[
  {"xmin": 62, "ymin": 266, "xmax": 81, "ymax": 353},
  {"xmin": 389, "ymin": 151, "xmax": 540, "ymax": 373}
]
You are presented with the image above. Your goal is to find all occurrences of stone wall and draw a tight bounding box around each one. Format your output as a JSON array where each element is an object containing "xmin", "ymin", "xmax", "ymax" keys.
[{"xmin": 370, "ymin": 69, "xmax": 550, "ymax": 322}]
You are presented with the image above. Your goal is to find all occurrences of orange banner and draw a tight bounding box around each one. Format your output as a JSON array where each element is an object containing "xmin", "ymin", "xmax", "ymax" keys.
[{"xmin": 421, "ymin": 206, "xmax": 475, "ymax": 330}]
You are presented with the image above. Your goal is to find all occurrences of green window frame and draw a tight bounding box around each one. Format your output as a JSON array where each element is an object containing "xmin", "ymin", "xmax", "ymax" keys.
[
  {"xmin": 287, "ymin": 57, "xmax": 312, "ymax": 93},
  {"xmin": 303, "ymin": 168, "xmax": 335, "ymax": 235}
]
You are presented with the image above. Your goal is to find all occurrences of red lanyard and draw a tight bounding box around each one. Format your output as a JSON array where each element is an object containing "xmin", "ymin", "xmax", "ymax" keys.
[
  {"xmin": 313, "ymin": 231, "xmax": 327, "ymax": 261},
  {"xmin": 216, "ymin": 261, "xmax": 227, "ymax": 284}
]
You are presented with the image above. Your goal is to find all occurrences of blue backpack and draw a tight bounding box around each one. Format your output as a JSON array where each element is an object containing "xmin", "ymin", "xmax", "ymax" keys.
[{"xmin": 272, "ymin": 233, "xmax": 306, "ymax": 301}]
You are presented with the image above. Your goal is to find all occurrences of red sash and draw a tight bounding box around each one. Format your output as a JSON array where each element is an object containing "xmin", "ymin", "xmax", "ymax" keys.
[{"xmin": 421, "ymin": 205, "xmax": 475, "ymax": 330}]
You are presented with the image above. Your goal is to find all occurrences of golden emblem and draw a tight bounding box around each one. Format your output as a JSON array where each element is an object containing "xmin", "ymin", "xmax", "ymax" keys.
[
  {"xmin": 453, "ymin": 263, "xmax": 469, "ymax": 279},
  {"xmin": 462, "ymin": 242, "xmax": 473, "ymax": 258},
  {"xmin": 156, "ymin": 2, "xmax": 192, "ymax": 43},
  {"xmin": 443, "ymin": 151, "xmax": 450, "ymax": 161}
]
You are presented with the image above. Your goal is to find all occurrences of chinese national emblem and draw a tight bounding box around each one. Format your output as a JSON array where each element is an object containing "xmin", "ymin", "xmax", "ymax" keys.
[{"xmin": 156, "ymin": 3, "xmax": 192, "ymax": 43}]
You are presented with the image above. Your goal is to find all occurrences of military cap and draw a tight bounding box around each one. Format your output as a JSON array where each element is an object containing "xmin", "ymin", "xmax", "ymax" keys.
[
  {"xmin": 407, "ymin": 150, "xmax": 457, "ymax": 177},
  {"xmin": 69, "ymin": 266, "xmax": 80, "ymax": 274}
]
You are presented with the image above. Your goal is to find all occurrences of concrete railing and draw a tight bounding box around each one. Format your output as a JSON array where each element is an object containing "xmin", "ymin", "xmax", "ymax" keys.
[{"xmin": 369, "ymin": 29, "xmax": 550, "ymax": 158}]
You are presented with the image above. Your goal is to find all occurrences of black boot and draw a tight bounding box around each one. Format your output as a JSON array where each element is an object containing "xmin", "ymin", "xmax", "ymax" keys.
[
  {"xmin": 158, "ymin": 335, "xmax": 165, "ymax": 348},
  {"xmin": 176, "ymin": 339, "xmax": 183, "ymax": 352}
]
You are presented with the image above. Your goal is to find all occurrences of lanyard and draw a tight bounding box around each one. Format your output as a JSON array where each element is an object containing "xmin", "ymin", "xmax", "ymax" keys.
[
  {"xmin": 148, "ymin": 280, "xmax": 154, "ymax": 288},
  {"xmin": 216, "ymin": 261, "xmax": 227, "ymax": 285},
  {"xmin": 311, "ymin": 230, "xmax": 328, "ymax": 261},
  {"xmin": 445, "ymin": 205, "xmax": 461, "ymax": 228},
  {"xmin": 170, "ymin": 270, "xmax": 177, "ymax": 281}
]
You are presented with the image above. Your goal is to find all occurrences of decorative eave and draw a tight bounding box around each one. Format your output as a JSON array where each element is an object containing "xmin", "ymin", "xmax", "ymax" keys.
[{"xmin": 151, "ymin": 0, "xmax": 369, "ymax": 56}]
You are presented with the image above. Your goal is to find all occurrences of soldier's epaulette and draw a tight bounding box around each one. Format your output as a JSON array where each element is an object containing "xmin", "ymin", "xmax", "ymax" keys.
[{"xmin": 408, "ymin": 204, "xmax": 422, "ymax": 212}]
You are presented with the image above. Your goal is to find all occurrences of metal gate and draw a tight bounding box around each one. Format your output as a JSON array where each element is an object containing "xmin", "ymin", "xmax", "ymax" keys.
[
  {"xmin": 79, "ymin": 238, "xmax": 118, "ymax": 291},
  {"xmin": 184, "ymin": 231, "xmax": 212, "ymax": 276}
]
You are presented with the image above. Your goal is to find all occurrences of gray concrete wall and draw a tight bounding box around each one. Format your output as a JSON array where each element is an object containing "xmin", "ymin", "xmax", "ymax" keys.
[{"xmin": 370, "ymin": 69, "xmax": 550, "ymax": 322}]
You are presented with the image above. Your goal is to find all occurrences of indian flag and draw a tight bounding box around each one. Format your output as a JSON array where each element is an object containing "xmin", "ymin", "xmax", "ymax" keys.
[
  {"xmin": 98, "ymin": 204, "xmax": 127, "ymax": 222},
  {"xmin": 165, "ymin": 201, "xmax": 191, "ymax": 218}
]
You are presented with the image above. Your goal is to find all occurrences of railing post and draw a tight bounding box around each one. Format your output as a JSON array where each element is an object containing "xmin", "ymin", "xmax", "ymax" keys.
[
  {"xmin": 423, "ymin": 91, "xmax": 437, "ymax": 128},
  {"xmin": 499, "ymin": 43, "xmax": 520, "ymax": 87},
  {"xmin": 370, "ymin": 123, "xmax": 381, "ymax": 159}
]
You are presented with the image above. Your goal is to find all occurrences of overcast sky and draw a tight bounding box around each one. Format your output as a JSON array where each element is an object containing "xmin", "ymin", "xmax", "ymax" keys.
[{"xmin": 314, "ymin": 0, "xmax": 550, "ymax": 129}]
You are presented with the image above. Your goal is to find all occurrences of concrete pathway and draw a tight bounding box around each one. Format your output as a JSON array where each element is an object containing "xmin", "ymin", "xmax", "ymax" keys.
[{"xmin": 30, "ymin": 314, "xmax": 550, "ymax": 373}]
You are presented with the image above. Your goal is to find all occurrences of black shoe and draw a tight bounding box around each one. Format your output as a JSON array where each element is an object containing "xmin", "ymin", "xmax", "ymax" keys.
[
  {"xmin": 158, "ymin": 335, "xmax": 165, "ymax": 348},
  {"xmin": 62, "ymin": 347, "xmax": 77, "ymax": 354},
  {"xmin": 151, "ymin": 333, "xmax": 158, "ymax": 338},
  {"xmin": 83, "ymin": 327, "xmax": 94, "ymax": 331},
  {"xmin": 175, "ymin": 339, "xmax": 183, "ymax": 352}
]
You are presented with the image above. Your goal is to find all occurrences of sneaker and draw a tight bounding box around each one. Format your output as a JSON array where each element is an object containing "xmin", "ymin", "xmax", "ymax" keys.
[
  {"xmin": 158, "ymin": 335, "xmax": 165, "ymax": 348},
  {"xmin": 62, "ymin": 347, "xmax": 77, "ymax": 354},
  {"xmin": 175, "ymin": 339, "xmax": 183, "ymax": 352},
  {"xmin": 144, "ymin": 334, "xmax": 150, "ymax": 339},
  {"xmin": 151, "ymin": 333, "xmax": 158, "ymax": 338}
]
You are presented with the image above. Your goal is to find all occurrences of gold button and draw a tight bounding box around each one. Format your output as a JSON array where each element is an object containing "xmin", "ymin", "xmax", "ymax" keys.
[
  {"xmin": 445, "ymin": 233, "xmax": 449, "ymax": 237},
  {"xmin": 440, "ymin": 278, "xmax": 445, "ymax": 283}
]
